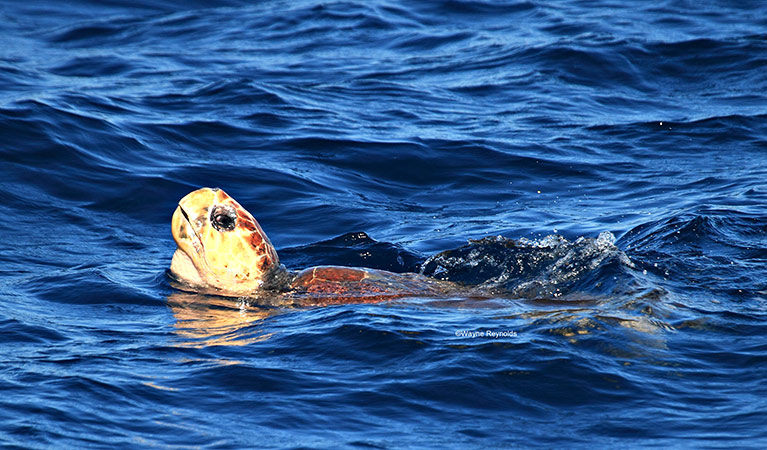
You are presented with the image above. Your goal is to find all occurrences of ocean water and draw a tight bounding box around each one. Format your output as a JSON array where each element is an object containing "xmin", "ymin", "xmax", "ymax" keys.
[{"xmin": 1, "ymin": 0, "xmax": 767, "ymax": 447}]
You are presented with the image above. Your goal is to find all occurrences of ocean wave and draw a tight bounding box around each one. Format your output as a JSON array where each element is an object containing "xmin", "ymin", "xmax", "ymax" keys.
[{"xmin": 2, "ymin": 0, "xmax": 767, "ymax": 447}]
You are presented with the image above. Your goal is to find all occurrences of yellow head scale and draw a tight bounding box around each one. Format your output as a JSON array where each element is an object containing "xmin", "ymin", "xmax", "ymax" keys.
[{"xmin": 170, "ymin": 188, "xmax": 279, "ymax": 295}]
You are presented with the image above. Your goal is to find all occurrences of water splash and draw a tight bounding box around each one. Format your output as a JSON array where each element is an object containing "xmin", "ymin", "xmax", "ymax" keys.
[{"xmin": 421, "ymin": 231, "xmax": 636, "ymax": 298}]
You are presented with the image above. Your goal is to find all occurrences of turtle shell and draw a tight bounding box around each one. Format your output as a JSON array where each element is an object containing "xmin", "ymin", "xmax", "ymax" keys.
[{"xmin": 287, "ymin": 266, "xmax": 456, "ymax": 305}]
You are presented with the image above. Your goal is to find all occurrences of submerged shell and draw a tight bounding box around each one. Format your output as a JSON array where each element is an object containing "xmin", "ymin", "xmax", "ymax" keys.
[{"xmin": 284, "ymin": 266, "xmax": 468, "ymax": 306}]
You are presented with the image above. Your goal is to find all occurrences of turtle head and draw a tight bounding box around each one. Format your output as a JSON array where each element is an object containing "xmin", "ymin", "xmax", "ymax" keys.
[{"xmin": 170, "ymin": 187, "xmax": 279, "ymax": 295}]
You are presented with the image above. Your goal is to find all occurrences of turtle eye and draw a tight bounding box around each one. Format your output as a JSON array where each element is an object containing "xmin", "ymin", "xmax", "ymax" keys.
[{"xmin": 210, "ymin": 205, "xmax": 237, "ymax": 232}]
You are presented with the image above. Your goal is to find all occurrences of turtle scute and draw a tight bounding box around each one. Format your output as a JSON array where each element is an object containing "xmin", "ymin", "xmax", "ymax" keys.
[{"xmin": 286, "ymin": 266, "xmax": 460, "ymax": 303}]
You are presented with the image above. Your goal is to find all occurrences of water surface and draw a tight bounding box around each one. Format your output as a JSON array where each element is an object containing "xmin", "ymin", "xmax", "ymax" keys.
[{"xmin": 1, "ymin": 0, "xmax": 766, "ymax": 447}]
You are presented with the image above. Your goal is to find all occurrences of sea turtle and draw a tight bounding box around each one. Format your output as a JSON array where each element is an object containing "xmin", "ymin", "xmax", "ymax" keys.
[{"xmin": 170, "ymin": 187, "xmax": 466, "ymax": 305}]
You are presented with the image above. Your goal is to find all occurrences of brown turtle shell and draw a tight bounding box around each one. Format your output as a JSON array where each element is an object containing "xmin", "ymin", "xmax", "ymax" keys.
[{"xmin": 285, "ymin": 266, "xmax": 462, "ymax": 306}]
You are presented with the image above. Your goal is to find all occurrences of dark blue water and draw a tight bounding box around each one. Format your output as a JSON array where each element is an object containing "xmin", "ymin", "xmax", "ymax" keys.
[{"xmin": 2, "ymin": 0, "xmax": 767, "ymax": 447}]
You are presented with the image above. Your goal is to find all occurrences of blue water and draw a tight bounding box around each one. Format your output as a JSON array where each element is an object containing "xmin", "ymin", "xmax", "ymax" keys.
[{"xmin": 2, "ymin": 0, "xmax": 767, "ymax": 447}]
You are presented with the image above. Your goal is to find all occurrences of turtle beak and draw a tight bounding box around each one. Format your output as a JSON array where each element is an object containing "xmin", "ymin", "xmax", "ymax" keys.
[
  {"xmin": 172, "ymin": 205, "xmax": 204, "ymax": 256},
  {"xmin": 170, "ymin": 205, "xmax": 206, "ymax": 287}
]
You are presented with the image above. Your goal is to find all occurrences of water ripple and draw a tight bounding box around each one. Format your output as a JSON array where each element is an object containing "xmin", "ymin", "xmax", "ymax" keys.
[{"xmin": 1, "ymin": 0, "xmax": 766, "ymax": 447}]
